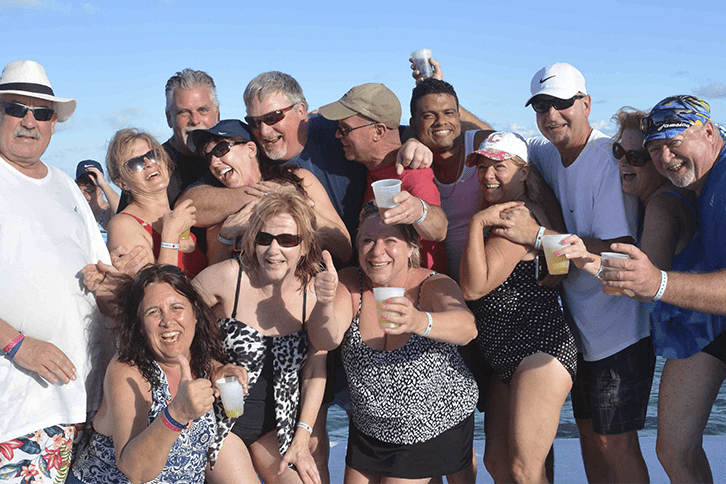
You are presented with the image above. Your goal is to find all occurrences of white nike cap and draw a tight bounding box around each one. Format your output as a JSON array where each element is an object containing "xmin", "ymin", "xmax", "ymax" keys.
[{"xmin": 525, "ymin": 62, "xmax": 587, "ymax": 106}]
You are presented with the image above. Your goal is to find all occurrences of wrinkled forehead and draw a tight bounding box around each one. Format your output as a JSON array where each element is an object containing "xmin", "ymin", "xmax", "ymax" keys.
[{"xmin": 0, "ymin": 93, "xmax": 54, "ymax": 108}]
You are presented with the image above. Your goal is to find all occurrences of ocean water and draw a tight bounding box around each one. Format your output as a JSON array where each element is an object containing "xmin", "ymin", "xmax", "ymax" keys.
[{"xmin": 326, "ymin": 356, "xmax": 726, "ymax": 442}]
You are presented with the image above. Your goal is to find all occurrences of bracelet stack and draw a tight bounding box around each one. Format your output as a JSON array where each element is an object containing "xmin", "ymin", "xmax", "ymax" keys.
[
  {"xmin": 534, "ymin": 226, "xmax": 546, "ymax": 250},
  {"xmin": 161, "ymin": 406, "xmax": 187, "ymax": 432},
  {"xmin": 296, "ymin": 421, "xmax": 313, "ymax": 435},
  {"xmin": 160, "ymin": 242, "xmax": 180, "ymax": 250},
  {"xmin": 413, "ymin": 198, "xmax": 428, "ymax": 225},
  {"xmin": 652, "ymin": 270, "xmax": 668, "ymax": 302},
  {"xmin": 422, "ymin": 311, "xmax": 433, "ymax": 338},
  {"xmin": 3, "ymin": 333, "xmax": 24, "ymax": 360}
]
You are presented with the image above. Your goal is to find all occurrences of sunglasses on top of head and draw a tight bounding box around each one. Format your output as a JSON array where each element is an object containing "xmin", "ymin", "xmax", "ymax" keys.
[
  {"xmin": 3, "ymin": 101, "xmax": 55, "ymax": 122},
  {"xmin": 530, "ymin": 95, "xmax": 585, "ymax": 114},
  {"xmin": 244, "ymin": 104, "xmax": 297, "ymax": 129},
  {"xmin": 124, "ymin": 150, "xmax": 158, "ymax": 172},
  {"xmin": 612, "ymin": 142, "xmax": 650, "ymax": 167},
  {"xmin": 204, "ymin": 140, "xmax": 246, "ymax": 163},
  {"xmin": 254, "ymin": 231, "xmax": 302, "ymax": 248}
]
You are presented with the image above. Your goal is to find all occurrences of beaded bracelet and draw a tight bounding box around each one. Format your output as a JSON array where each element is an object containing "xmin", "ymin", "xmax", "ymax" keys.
[
  {"xmin": 422, "ymin": 311, "xmax": 433, "ymax": 338},
  {"xmin": 413, "ymin": 198, "xmax": 428, "ymax": 225},
  {"xmin": 160, "ymin": 242, "xmax": 180, "ymax": 250},
  {"xmin": 3, "ymin": 333, "xmax": 24, "ymax": 354},
  {"xmin": 162, "ymin": 406, "xmax": 187, "ymax": 431},
  {"xmin": 652, "ymin": 270, "xmax": 668, "ymax": 302},
  {"xmin": 217, "ymin": 233, "xmax": 235, "ymax": 246},
  {"xmin": 296, "ymin": 422, "xmax": 313, "ymax": 435},
  {"xmin": 534, "ymin": 226, "xmax": 546, "ymax": 250},
  {"xmin": 6, "ymin": 334, "xmax": 25, "ymax": 360}
]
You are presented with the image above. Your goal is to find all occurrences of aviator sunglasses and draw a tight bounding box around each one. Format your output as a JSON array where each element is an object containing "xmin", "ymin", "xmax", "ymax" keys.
[
  {"xmin": 124, "ymin": 150, "xmax": 158, "ymax": 172},
  {"xmin": 3, "ymin": 101, "xmax": 55, "ymax": 121},
  {"xmin": 612, "ymin": 142, "xmax": 650, "ymax": 167},
  {"xmin": 254, "ymin": 231, "xmax": 302, "ymax": 248},
  {"xmin": 530, "ymin": 95, "xmax": 585, "ymax": 114},
  {"xmin": 204, "ymin": 140, "xmax": 246, "ymax": 163},
  {"xmin": 244, "ymin": 104, "xmax": 297, "ymax": 129},
  {"xmin": 337, "ymin": 121, "xmax": 377, "ymax": 137}
]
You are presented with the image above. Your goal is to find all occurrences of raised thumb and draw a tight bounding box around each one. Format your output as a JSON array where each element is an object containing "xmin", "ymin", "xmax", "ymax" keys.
[{"xmin": 178, "ymin": 354, "xmax": 193, "ymax": 381}]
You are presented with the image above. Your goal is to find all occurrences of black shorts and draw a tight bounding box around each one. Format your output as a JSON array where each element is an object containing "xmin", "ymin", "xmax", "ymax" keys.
[
  {"xmin": 346, "ymin": 413, "xmax": 474, "ymax": 479},
  {"xmin": 701, "ymin": 329, "xmax": 726, "ymax": 364},
  {"xmin": 571, "ymin": 337, "xmax": 655, "ymax": 435}
]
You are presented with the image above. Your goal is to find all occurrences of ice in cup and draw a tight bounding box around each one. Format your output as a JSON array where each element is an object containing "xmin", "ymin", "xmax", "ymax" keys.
[
  {"xmin": 373, "ymin": 287, "xmax": 405, "ymax": 330},
  {"xmin": 600, "ymin": 252, "xmax": 630, "ymax": 296},
  {"xmin": 541, "ymin": 234, "xmax": 571, "ymax": 275},
  {"xmin": 411, "ymin": 49, "xmax": 434, "ymax": 79},
  {"xmin": 371, "ymin": 179, "xmax": 402, "ymax": 218},
  {"xmin": 216, "ymin": 376, "xmax": 246, "ymax": 418}
]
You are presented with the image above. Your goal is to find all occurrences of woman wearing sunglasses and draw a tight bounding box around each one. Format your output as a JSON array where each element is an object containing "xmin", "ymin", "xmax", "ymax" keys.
[
  {"xmin": 192, "ymin": 191, "xmax": 327, "ymax": 484},
  {"xmin": 105, "ymin": 128, "xmax": 207, "ymax": 277},
  {"xmin": 562, "ymin": 108, "xmax": 726, "ymax": 483},
  {"xmin": 307, "ymin": 203, "xmax": 478, "ymax": 483},
  {"xmin": 187, "ymin": 119, "xmax": 351, "ymax": 265}
]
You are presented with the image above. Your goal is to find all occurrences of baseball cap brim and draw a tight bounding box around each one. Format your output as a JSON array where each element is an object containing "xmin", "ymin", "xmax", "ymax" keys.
[{"xmin": 318, "ymin": 100, "xmax": 358, "ymax": 121}]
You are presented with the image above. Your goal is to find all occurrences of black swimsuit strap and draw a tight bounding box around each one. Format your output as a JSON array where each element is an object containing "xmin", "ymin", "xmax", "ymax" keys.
[
  {"xmin": 416, "ymin": 272, "xmax": 438, "ymax": 309},
  {"xmin": 302, "ymin": 289, "xmax": 307, "ymax": 327},
  {"xmin": 231, "ymin": 257, "xmax": 244, "ymax": 320}
]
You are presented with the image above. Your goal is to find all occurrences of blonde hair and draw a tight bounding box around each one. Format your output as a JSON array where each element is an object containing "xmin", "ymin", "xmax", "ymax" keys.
[
  {"xmin": 106, "ymin": 128, "xmax": 173, "ymax": 194},
  {"xmin": 356, "ymin": 204, "xmax": 421, "ymax": 269},
  {"xmin": 612, "ymin": 106, "xmax": 648, "ymax": 143}
]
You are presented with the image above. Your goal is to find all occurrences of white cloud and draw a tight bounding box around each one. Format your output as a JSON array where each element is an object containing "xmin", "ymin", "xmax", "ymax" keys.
[
  {"xmin": 0, "ymin": 0, "xmax": 71, "ymax": 12},
  {"xmin": 694, "ymin": 82, "xmax": 726, "ymax": 99},
  {"xmin": 81, "ymin": 2, "xmax": 97, "ymax": 14},
  {"xmin": 508, "ymin": 122, "xmax": 538, "ymax": 138},
  {"xmin": 106, "ymin": 106, "xmax": 150, "ymax": 128}
]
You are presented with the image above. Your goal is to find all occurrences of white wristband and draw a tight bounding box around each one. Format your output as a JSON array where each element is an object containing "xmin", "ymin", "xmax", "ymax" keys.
[
  {"xmin": 534, "ymin": 226, "xmax": 546, "ymax": 250},
  {"xmin": 422, "ymin": 311, "xmax": 433, "ymax": 338},
  {"xmin": 652, "ymin": 270, "xmax": 668, "ymax": 302},
  {"xmin": 217, "ymin": 233, "xmax": 235, "ymax": 246},
  {"xmin": 160, "ymin": 242, "xmax": 179, "ymax": 250},
  {"xmin": 413, "ymin": 198, "xmax": 428, "ymax": 225},
  {"xmin": 296, "ymin": 422, "xmax": 313, "ymax": 435}
]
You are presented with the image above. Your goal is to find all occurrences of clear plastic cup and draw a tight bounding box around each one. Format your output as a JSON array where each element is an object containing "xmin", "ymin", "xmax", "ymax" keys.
[
  {"xmin": 541, "ymin": 234, "xmax": 571, "ymax": 275},
  {"xmin": 372, "ymin": 287, "xmax": 405, "ymax": 330},
  {"xmin": 600, "ymin": 252, "xmax": 630, "ymax": 296},
  {"xmin": 371, "ymin": 179, "xmax": 402, "ymax": 218},
  {"xmin": 216, "ymin": 376, "xmax": 246, "ymax": 418},
  {"xmin": 411, "ymin": 49, "xmax": 433, "ymax": 79}
]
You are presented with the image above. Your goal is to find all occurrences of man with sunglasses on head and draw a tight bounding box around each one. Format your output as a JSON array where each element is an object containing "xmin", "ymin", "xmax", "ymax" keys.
[
  {"xmin": 493, "ymin": 62, "xmax": 652, "ymax": 483},
  {"xmin": 0, "ymin": 60, "xmax": 112, "ymax": 482}
]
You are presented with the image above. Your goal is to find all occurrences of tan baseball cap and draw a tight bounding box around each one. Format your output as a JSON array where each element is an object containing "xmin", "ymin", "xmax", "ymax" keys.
[{"xmin": 319, "ymin": 83, "xmax": 401, "ymax": 129}]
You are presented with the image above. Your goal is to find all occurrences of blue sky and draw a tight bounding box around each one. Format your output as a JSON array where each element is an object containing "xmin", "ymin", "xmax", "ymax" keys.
[{"xmin": 2, "ymin": 0, "xmax": 725, "ymax": 182}]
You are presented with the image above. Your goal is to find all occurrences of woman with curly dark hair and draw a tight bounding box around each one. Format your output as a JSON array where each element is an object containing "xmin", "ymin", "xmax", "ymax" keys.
[{"xmin": 70, "ymin": 265, "xmax": 246, "ymax": 484}]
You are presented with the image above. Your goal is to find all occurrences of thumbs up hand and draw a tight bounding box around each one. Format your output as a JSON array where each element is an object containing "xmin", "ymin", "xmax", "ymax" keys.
[
  {"xmin": 314, "ymin": 250, "xmax": 338, "ymax": 306},
  {"xmin": 169, "ymin": 354, "xmax": 215, "ymax": 425}
]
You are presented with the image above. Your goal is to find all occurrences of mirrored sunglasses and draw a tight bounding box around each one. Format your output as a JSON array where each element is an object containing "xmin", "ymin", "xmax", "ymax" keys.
[
  {"xmin": 254, "ymin": 231, "xmax": 302, "ymax": 247},
  {"xmin": 3, "ymin": 101, "xmax": 55, "ymax": 121},
  {"xmin": 124, "ymin": 150, "xmax": 158, "ymax": 172},
  {"xmin": 244, "ymin": 104, "xmax": 296, "ymax": 129},
  {"xmin": 612, "ymin": 142, "xmax": 650, "ymax": 167},
  {"xmin": 204, "ymin": 140, "xmax": 245, "ymax": 163},
  {"xmin": 531, "ymin": 95, "xmax": 585, "ymax": 114}
]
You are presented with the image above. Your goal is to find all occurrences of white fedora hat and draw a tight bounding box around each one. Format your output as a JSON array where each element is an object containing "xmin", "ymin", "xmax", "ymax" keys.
[{"xmin": 0, "ymin": 60, "xmax": 76, "ymax": 122}]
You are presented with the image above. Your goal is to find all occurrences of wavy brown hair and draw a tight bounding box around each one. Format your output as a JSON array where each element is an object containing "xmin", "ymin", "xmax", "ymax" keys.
[
  {"xmin": 238, "ymin": 191, "xmax": 322, "ymax": 288},
  {"xmin": 110, "ymin": 265, "xmax": 227, "ymax": 387}
]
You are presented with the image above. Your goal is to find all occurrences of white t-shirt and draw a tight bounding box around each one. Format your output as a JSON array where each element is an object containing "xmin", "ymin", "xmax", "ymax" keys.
[
  {"xmin": 435, "ymin": 130, "xmax": 482, "ymax": 282},
  {"xmin": 0, "ymin": 158, "xmax": 112, "ymax": 442},
  {"xmin": 527, "ymin": 130, "xmax": 648, "ymax": 361}
]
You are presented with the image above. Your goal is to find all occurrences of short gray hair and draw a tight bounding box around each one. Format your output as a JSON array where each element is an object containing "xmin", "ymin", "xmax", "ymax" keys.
[
  {"xmin": 165, "ymin": 68, "xmax": 218, "ymax": 116},
  {"xmin": 243, "ymin": 71, "xmax": 308, "ymax": 111}
]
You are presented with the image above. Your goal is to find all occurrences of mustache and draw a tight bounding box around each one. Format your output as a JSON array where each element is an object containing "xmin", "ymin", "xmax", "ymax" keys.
[{"xmin": 13, "ymin": 126, "xmax": 41, "ymax": 140}]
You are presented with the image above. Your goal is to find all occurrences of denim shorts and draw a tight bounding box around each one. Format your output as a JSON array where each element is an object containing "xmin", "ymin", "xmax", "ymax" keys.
[
  {"xmin": 702, "ymin": 329, "xmax": 726, "ymax": 364},
  {"xmin": 571, "ymin": 337, "xmax": 655, "ymax": 435}
]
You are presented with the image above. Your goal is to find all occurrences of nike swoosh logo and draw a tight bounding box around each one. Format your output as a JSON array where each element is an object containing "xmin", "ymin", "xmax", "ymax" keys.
[{"xmin": 540, "ymin": 75, "xmax": 555, "ymax": 83}]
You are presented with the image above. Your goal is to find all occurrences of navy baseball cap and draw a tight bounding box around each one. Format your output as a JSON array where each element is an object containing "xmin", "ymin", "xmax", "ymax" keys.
[
  {"xmin": 75, "ymin": 159, "xmax": 103, "ymax": 181},
  {"xmin": 187, "ymin": 119, "xmax": 254, "ymax": 156}
]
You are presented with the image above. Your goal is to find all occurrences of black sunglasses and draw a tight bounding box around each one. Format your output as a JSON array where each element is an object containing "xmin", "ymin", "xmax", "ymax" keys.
[
  {"xmin": 244, "ymin": 104, "xmax": 296, "ymax": 129},
  {"xmin": 204, "ymin": 140, "xmax": 246, "ymax": 163},
  {"xmin": 124, "ymin": 150, "xmax": 158, "ymax": 172},
  {"xmin": 254, "ymin": 231, "xmax": 302, "ymax": 248},
  {"xmin": 3, "ymin": 101, "xmax": 55, "ymax": 122},
  {"xmin": 337, "ymin": 121, "xmax": 377, "ymax": 137},
  {"xmin": 530, "ymin": 95, "xmax": 585, "ymax": 114},
  {"xmin": 612, "ymin": 142, "xmax": 650, "ymax": 167}
]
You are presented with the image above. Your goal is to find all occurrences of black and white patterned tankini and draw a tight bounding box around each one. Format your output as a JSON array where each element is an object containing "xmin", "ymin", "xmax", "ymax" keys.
[
  {"xmin": 467, "ymin": 259, "xmax": 577, "ymax": 386},
  {"xmin": 342, "ymin": 272, "xmax": 478, "ymax": 446}
]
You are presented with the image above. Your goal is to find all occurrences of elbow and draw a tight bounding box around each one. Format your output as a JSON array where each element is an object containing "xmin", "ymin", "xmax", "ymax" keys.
[
  {"xmin": 459, "ymin": 314, "xmax": 478, "ymax": 345},
  {"xmin": 118, "ymin": 464, "xmax": 155, "ymax": 484},
  {"xmin": 308, "ymin": 332, "xmax": 342, "ymax": 353}
]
